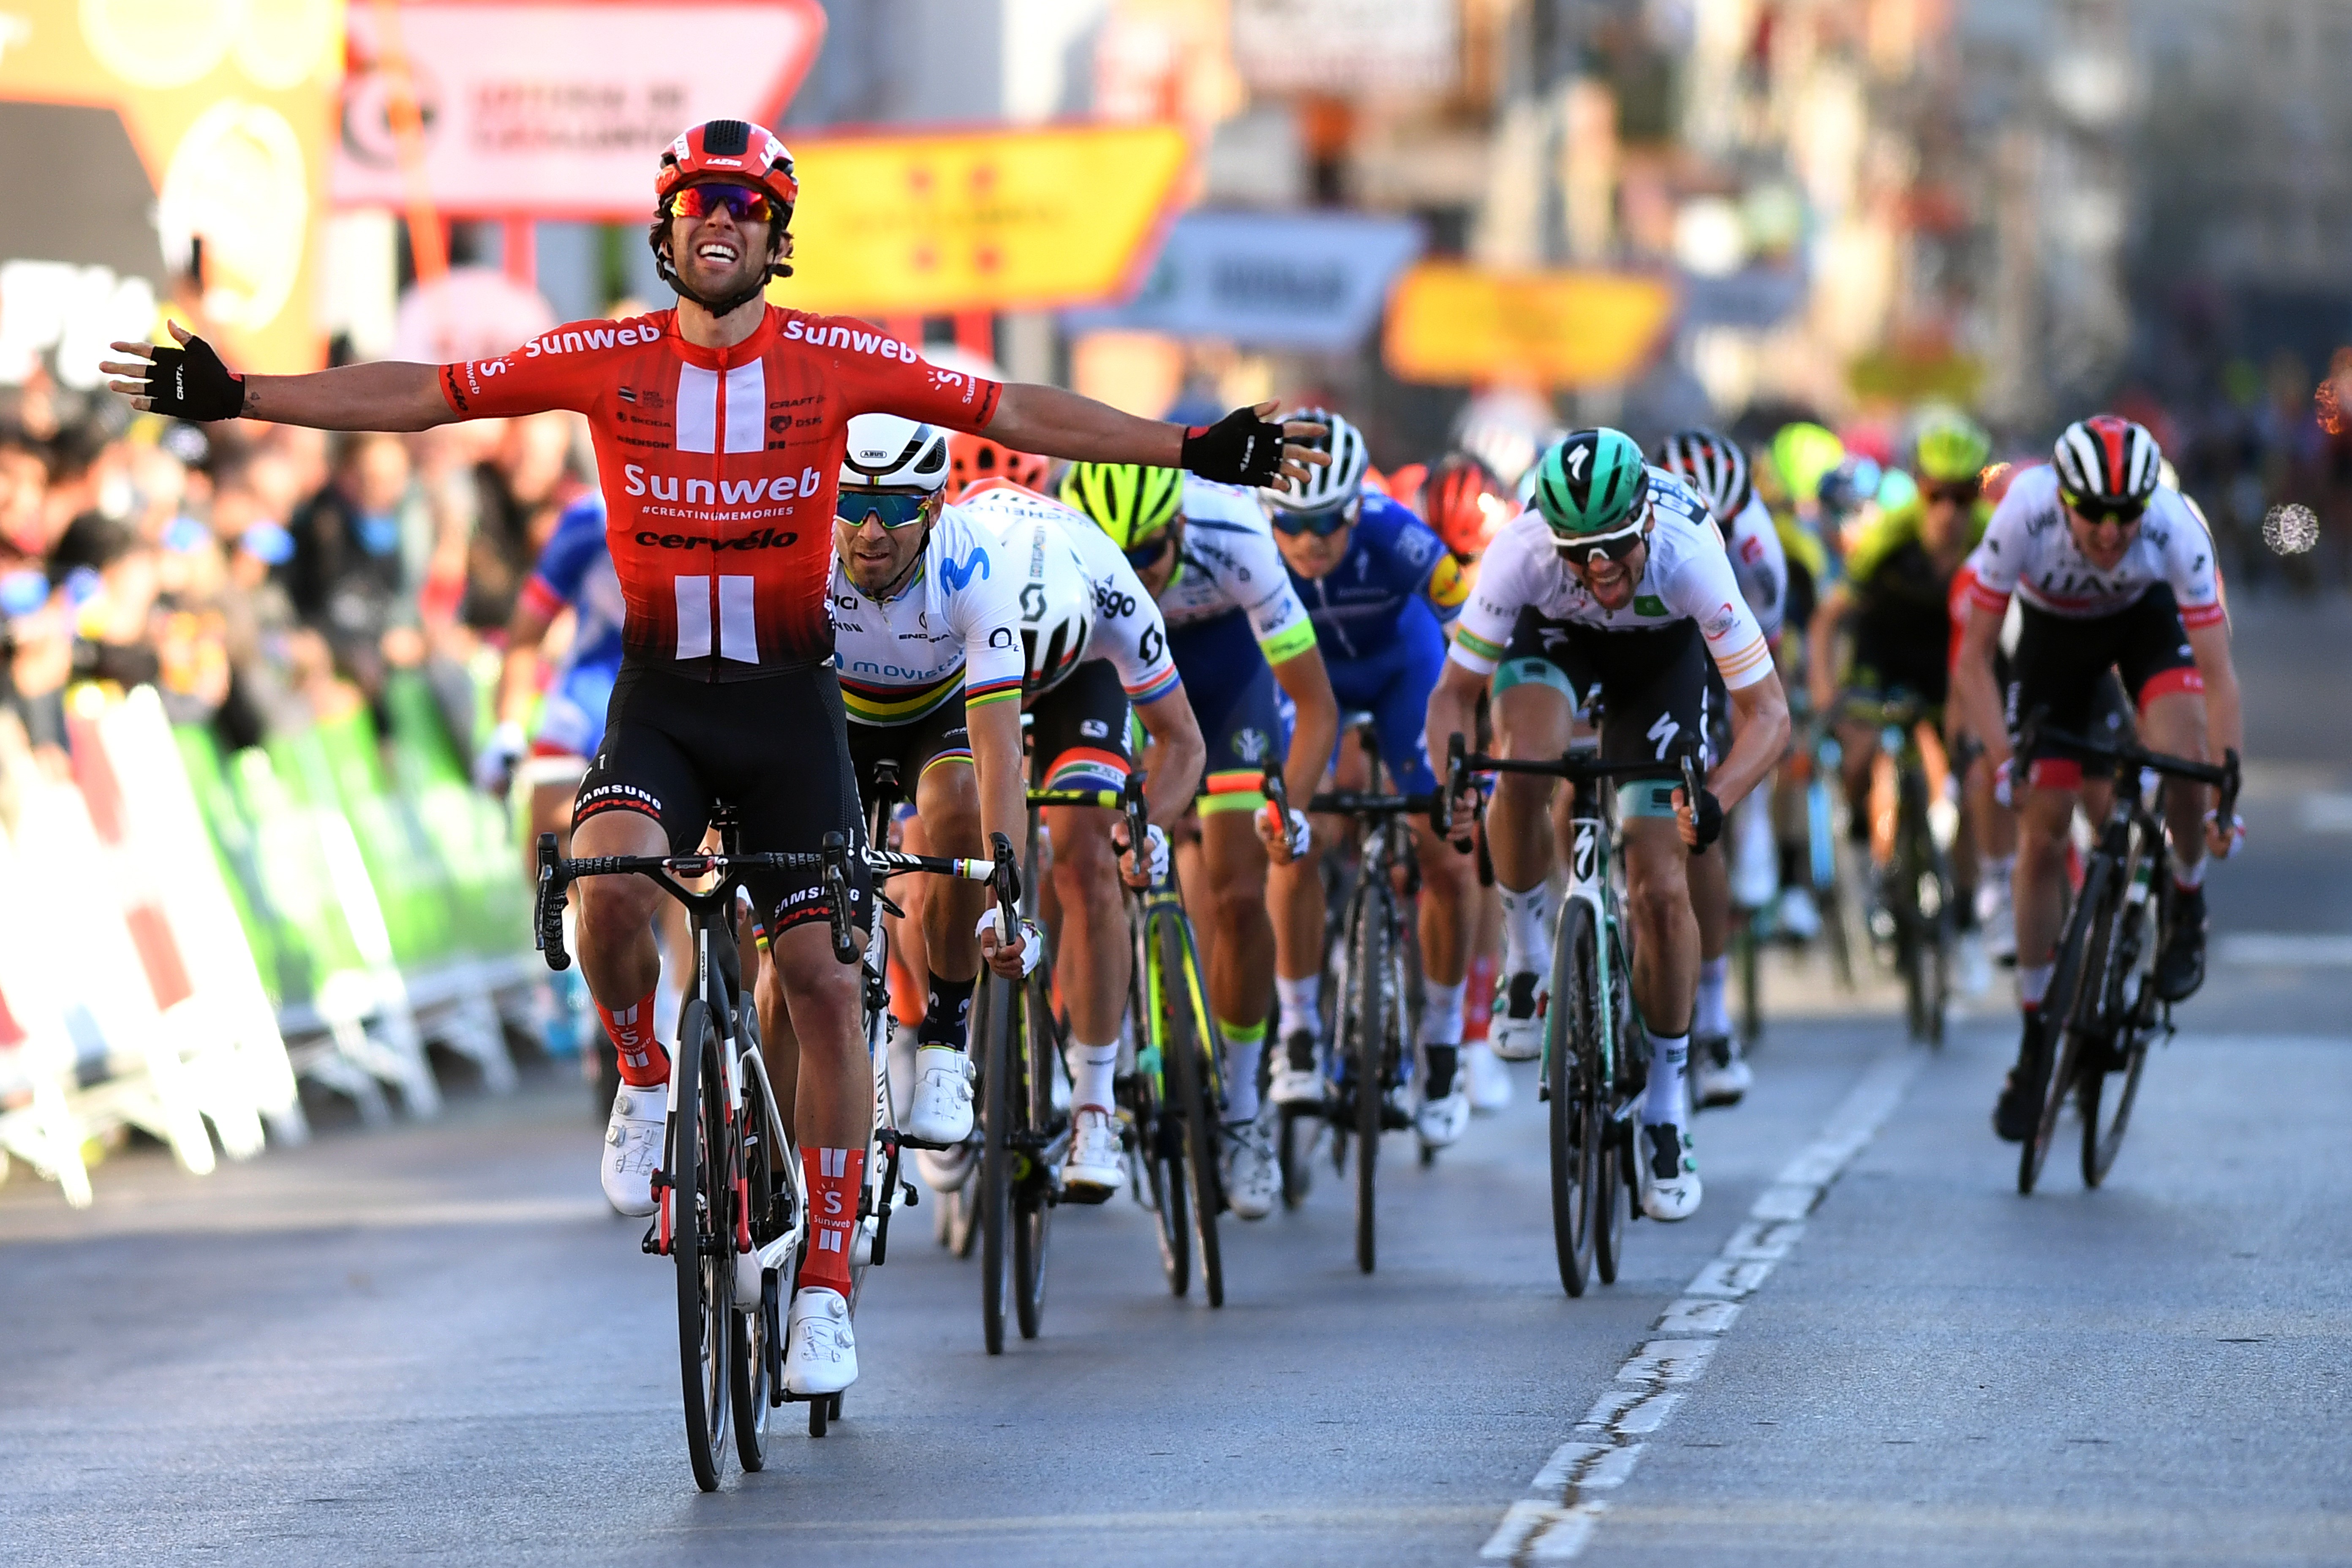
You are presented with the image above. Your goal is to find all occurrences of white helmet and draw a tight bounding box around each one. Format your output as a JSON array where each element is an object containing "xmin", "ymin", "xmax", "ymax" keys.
[
  {"xmin": 1264, "ymin": 406, "xmax": 1368, "ymax": 514},
  {"xmin": 1002, "ymin": 514, "xmax": 1095, "ymax": 695},
  {"xmin": 839, "ymin": 413, "xmax": 950, "ymax": 491}
]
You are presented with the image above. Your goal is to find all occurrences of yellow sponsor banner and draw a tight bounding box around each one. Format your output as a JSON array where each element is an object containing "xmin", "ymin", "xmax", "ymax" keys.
[
  {"xmin": 1383, "ymin": 264, "xmax": 1677, "ymax": 389},
  {"xmin": 772, "ymin": 122, "xmax": 1192, "ymax": 317},
  {"xmin": 0, "ymin": 0, "xmax": 339, "ymax": 375}
]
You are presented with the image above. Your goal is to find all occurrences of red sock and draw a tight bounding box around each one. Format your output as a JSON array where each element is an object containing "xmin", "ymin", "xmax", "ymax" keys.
[
  {"xmin": 798, "ymin": 1145, "xmax": 866, "ymax": 1295},
  {"xmin": 596, "ymin": 990, "xmax": 670, "ymax": 1086},
  {"xmin": 1464, "ymin": 953, "xmax": 1496, "ymax": 1042}
]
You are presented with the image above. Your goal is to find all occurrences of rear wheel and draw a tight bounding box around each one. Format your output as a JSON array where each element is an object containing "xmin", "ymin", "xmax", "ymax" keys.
[
  {"xmin": 1348, "ymin": 891, "xmax": 1388, "ymax": 1275},
  {"xmin": 975, "ymin": 970, "xmax": 1015, "ymax": 1354},
  {"xmin": 671, "ymin": 998, "xmax": 730, "ymax": 1492},
  {"xmin": 1547, "ymin": 902, "xmax": 1599, "ymax": 1296},
  {"xmin": 1161, "ymin": 914, "xmax": 1223, "ymax": 1308},
  {"xmin": 731, "ymin": 1024, "xmax": 775, "ymax": 1473},
  {"xmin": 2023, "ymin": 859, "xmax": 2115, "ymax": 1195},
  {"xmin": 1277, "ymin": 1105, "xmax": 1317, "ymax": 1209}
]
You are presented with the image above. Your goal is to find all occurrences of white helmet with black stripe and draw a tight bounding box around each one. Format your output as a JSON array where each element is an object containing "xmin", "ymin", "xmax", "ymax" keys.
[
  {"xmin": 840, "ymin": 413, "xmax": 950, "ymax": 491},
  {"xmin": 1654, "ymin": 427, "xmax": 1753, "ymax": 532},
  {"xmin": 997, "ymin": 511, "xmax": 1095, "ymax": 695},
  {"xmin": 2052, "ymin": 414, "xmax": 2162, "ymax": 508},
  {"xmin": 1264, "ymin": 406, "xmax": 1369, "ymax": 515}
]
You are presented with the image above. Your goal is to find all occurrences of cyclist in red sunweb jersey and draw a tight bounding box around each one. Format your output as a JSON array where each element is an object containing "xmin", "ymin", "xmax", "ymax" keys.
[{"xmin": 106, "ymin": 115, "xmax": 1324, "ymax": 1401}]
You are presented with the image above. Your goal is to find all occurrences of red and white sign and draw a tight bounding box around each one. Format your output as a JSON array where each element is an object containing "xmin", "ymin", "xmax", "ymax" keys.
[{"xmin": 332, "ymin": 0, "xmax": 827, "ymax": 218}]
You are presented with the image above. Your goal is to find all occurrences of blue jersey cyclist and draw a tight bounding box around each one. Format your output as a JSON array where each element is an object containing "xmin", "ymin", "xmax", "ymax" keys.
[
  {"xmin": 1261, "ymin": 409, "xmax": 1483, "ymax": 1154},
  {"xmin": 480, "ymin": 492, "xmax": 627, "ymax": 824},
  {"xmin": 1058, "ymin": 460, "xmax": 1340, "ymax": 1223}
]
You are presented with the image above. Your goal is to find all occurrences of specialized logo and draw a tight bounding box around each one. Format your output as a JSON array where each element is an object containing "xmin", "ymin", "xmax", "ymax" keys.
[
  {"xmin": 1572, "ymin": 822, "xmax": 1598, "ymax": 885},
  {"xmin": 1648, "ymin": 713, "xmax": 1681, "ymax": 760}
]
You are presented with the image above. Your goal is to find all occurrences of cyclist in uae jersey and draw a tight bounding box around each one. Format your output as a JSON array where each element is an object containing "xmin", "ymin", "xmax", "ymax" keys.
[
  {"xmin": 825, "ymin": 415, "xmax": 1029, "ymax": 1162},
  {"xmin": 1426, "ymin": 431, "xmax": 1790, "ymax": 1225},
  {"xmin": 106, "ymin": 112, "xmax": 1326, "ymax": 1407},
  {"xmin": 1953, "ymin": 418, "xmax": 2243, "ymax": 1144},
  {"xmin": 1656, "ymin": 428, "xmax": 1790, "ymax": 1113},
  {"xmin": 957, "ymin": 476, "xmax": 1206, "ymax": 1201},
  {"xmin": 1261, "ymin": 409, "xmax": 1481, "ymax": 1153},
  {"xmin": 1059, "ymin": 462, "xmax": 1339, "ymax": 1222}
]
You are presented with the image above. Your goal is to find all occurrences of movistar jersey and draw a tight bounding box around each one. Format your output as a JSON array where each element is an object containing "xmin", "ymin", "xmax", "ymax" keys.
[
  {"xmin": 1155, "ymin": 475, "xmax": 1317, "ymax": 664},
  {"xmin": 956, "ymin": 479, "xmax": 1180, "ymax": 704},
  {"xmin": 826, "ymin": 506, "xmax": 1024, "ymax": 726},
  {"xmin": 1451, "ymin": 468, "xmax": 1775, "ymax": 691},
  {"xmin": 1285, "ymin": 491, "xmax": 1469, "ymax": 663}
]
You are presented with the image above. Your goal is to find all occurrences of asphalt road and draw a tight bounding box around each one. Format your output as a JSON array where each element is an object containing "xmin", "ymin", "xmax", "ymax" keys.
[{"xmin": 5, "ymin": 593, "xmax": 2348, "ymax": 1567}]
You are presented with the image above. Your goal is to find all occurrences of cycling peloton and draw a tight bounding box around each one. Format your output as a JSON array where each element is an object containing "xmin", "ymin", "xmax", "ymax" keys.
[
  {"xmin": 951, "ymin": 470, "xmax": 1206, "ymax": 1202},
  {"xmin": 106, "ymin": 115, "xmax": 1323, "ymax": 1397},
  {"xmin": 1655, "ymin": 428, "xmax": 1788, "ymax": 1108},
  {"xmin": 1426, "ymin": 429, "xmax": 1791, "ymax": 1220},
  {"xmin": 1952, "ymin": 416, "xmax": 2242, "ymax": 1142},
  {"xmin": 1059, "ymin": 461, "xmax": 1340, "ymax": 1219},
  {"xmin": 1261, "ymin": 409, "xmax": 1484, "ymax": 1146}
]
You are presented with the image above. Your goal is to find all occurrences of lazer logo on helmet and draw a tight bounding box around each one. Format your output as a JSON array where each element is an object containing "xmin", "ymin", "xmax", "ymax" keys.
[{"xmin": 622, "ymin": 463, "xmax": 822, "ymax": 504}]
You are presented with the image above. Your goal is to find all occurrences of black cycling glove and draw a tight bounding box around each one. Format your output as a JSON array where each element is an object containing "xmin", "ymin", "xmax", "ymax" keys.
[
  {"xmin": 1687, "ymin": 787, "xmax": 1724, "ymax": 851},
  {"xmin": 1179, "ymin": 406, "xmax": 1288, "ymax": 487},
  {"xmin": 142, "ymin": 335, "xmax": 245, "ymax": 422}
]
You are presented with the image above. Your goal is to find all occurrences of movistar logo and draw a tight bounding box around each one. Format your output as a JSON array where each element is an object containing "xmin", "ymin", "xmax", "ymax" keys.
[{"xmin": 940, "ymin": 547, "xmax": 990, "ymax": 590}]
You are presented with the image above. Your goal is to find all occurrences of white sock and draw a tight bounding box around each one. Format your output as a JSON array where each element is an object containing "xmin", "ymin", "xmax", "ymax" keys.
[
  {"xmin": 2017, "ymin": 963, "xmax": 2053, "ymax": 1007},
  {"xmin": 2172, "ymin": 855, "xmax": 2205, "ymax": 891},
  {"xmin": 1276, "ymin": 973, "xmax": 1321, "ymax": 1039},
  {"xmin": 1695, "ymin": 956, "xmax": 1731, "ymax": 1039},
  {"xmin": 1498, "ymin": 881, "xmax": 1554, "ymax": 972},
  {"xmin": 1067, "ymin": 1037, "xmax": 1119, "ymax": 1111},
  {"xmin": 1982, "ymin": 853, "xmax": 2015, "ymax": 888},
  {"xmin": 1418, "ymin": 980, "xmax": 1467, "ymax": 1048},
  {"xmin": 1644, "ymin": 1032, "xmax": 1689, "ymax": 1126},
  {"xmin": 1222, "ymin": 1027, "xmax": 1264, "ymax": 1123}
]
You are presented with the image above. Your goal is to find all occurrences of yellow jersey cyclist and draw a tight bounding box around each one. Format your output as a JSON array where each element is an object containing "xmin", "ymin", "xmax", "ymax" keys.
[
  {"xmin": 953, "ymin": 471, "xmax": 1206, "ymax": 1201},
  {"xmin": 1955, "ymin": 415, "xmax": 2243, "ymax": 1142},
  {"xmin": 1426, "ymin": 429, "xmax": 1791, "ymax": 1221},
  {"xmin": 827, "ymin": 414, "xmax": 1036, "ymax": 1166},
  {"xmin": 1059, "ymin": 462, "xmax": 1341, "ymax": 1221},
  {"xmin": 1806, "ymin": 411, "xmax": 1997, "ymax": 936},
  {"xmin": 1655, "ymin": 428, "xmax": 1788, "ymax": 1109}
]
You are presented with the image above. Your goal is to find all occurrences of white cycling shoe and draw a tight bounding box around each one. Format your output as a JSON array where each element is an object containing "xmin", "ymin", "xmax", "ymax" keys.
[
  {"xmin": 906, "ymin": 1045, "xmax": 975, "ymax": 1145},
  {"xmin": 1220, "ymin": 1113, "xmax": 1279, "ymax": 1220},
  {"xmin": 1271, "ymin": 1028, "xmax": 1324, "ymax": 1106},
  {"xmin": 1416, "ymin": 1088, "xmax": 1470, "ymax": 1149},
  {"xmin": 601, "ymin": 1078, "xmax": 667, "ymax": 1217},
  {"xmin": 1638, "ymin": 1121, "xmax": 1702, "ymax": 1221},
  {"xmin": 1489, "ymin": 967, "xmax": 1549, "ymax": 1062},
  {"xmin": 1776, "ymin": 885, "xmax": 1823, "ymax": 942},
  {"xmin": 782, "ymin": 1285, "xmax": 858, "ymax": 1396},
  {"xmin": 915, "ymin": 1142, "xmax": 973, "ymax": 1195},
  {"xmin": 1693, "ymin": 1036, "xmax": 1751, "ymax": 1109},
  {"xmin": 1062, "ymin": 1105, "xmax": 1124, "ymax": 1200},
  {"xmin": 1465, "ymin": 1040, "xmax": 1514, "ymax": 1113}
]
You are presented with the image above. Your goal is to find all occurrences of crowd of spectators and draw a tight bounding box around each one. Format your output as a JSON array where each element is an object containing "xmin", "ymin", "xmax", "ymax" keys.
[{"xmin": 0, "ymin": 363, "xmax": 593, "ymax": 792}]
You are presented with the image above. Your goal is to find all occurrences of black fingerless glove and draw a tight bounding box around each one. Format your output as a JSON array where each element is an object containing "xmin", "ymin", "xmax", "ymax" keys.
[
  {"xmin": 1689, "ymin": 787, "xmax": 1724, "ymax": 851},
  {"xmin": 145, "ymin": 336, "xmax": 245, "ymax": 422},
  {"xmin": 1178, "ymin": 406, "xmax": 1286, "ymax": 487}
]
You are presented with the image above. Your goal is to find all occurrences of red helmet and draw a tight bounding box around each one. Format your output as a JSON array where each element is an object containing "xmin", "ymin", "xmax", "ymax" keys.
[
  {"xmin": 655, "ymin": 119, "xmax": 798, "ymax": 214},
  {"xmin": 1423, "ymin": 451, "xmax": 1510, "ymax": 557},
  {"xmin": 946, "ymin": 433, "xmax": 1054, "ymax": 503}
]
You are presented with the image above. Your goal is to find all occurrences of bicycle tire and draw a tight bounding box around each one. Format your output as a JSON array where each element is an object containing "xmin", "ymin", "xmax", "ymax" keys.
[
  {"xmin": 1013, "ymin": 970, "xmax": 1056, "ymax": 1340},
  {"xmin": 2083, "ymin": 844, "xmax": 2160, "ymax": 1186},
  {"xmin": 1734, "ymin": 912, "xmax": 1763, "ymax": 1048},
  {"xmin": 731, "ymin": 1023, "xmax": 774, "ymax": 1473},
  {"xmin": 2022, "ymin": 857, "xmax": 2116, "ymax": 1195},
  {"xmin": 1811, "ymin": 778, "xmax": 1857, "ymax": 991},
  {"xmin": 1350, "ymin": 887, "xmax": 1388, "ymax": 1275},
  {"xmin": 1547, "ymin": 901, "xmax": 1599, "ymax": 1296},
  {"xmin": 1595, "ymin": 925, "xmax": 1635, "ymax": 1286},
  {"xmin": 975, "ymin": 969, "xmax": 1015, "ymax": 1354},
  {"xmin": 1277, "ymin": 1105, "xmax": 1316, "ymax": 1209},
  {"xmin": 1161, "ymin": 913, "xmax": 1224, "ymax": 1308},
  {"xmin": 671, "ymin": 997, "xmax": 729, "ymax": 1492},
  {"xmin": 1132, "ymin": 1010, "xmax": 1190, "ymax": 1296}
]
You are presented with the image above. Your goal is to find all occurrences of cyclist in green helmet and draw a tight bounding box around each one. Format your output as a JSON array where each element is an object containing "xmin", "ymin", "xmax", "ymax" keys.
[
  {"xmin": 1061, "ymin": 456, "xmax": 1340, "ymax": 1222},
  {"xmin": 1426, "ymin": 429, "xmax": 1792, "ymax": 1223}
]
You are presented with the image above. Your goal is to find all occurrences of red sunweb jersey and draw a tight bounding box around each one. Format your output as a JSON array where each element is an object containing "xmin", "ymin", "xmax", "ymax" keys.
[{"xmin": 440, "ymin": 306, "xmax": 1001, "ymax": 679}]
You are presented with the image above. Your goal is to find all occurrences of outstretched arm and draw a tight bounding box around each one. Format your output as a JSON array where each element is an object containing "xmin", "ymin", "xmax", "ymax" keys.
[
  {"xmin": 986, "ymin": 388, "xmax": 1323, "ymax": 490},
  {"xmin": 104, "ymin": 322, "xmax": 455, "ymax": 432}
]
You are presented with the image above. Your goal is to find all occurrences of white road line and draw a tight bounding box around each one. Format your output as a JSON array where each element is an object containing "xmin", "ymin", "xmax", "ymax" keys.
[
  {"xmin": 2298, "ymin": 792, "xmax": 2352, "ymax": 834},
  {"xmin": 1476, "ymin": 1048, "xmax": 1927, "ymax": 1565},
  {"xmin": 2216, "ymin": 933, "xmax": 2352, "ymax": 968}
]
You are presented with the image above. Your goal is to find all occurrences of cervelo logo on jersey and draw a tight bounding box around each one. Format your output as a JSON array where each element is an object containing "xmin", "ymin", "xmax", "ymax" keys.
[
  {"xmin": 521, "ymin": 319, "xmax": 662, "ymax": 358},
  {"xmin": 781, "ymin": 318, "xmax": 922, "ymax": 361}
]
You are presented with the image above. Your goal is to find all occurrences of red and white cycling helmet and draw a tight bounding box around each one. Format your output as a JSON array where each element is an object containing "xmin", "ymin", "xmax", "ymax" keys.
[
  {"xmin": 655, "ymin": 118, "xmax": 798, "ymax": 215},
  {"xmin": 2052, "ymin": 414, "xmax": 2162, "ymax": 510}
]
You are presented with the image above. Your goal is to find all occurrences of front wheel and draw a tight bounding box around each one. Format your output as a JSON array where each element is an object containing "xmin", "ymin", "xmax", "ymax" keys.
[
  {"xmin": 2023, "ymin": 858, "xmax": 2116, "ymax": 1195},
  {"xmin": 670, "ymin": 998, "xmax": 731, "ymax": 1492},
  {"xmin": 1013, "ymin": 971, "xmax": 1057, "ymax": 1341},
  {"xmin": 1348, "ymin": 892, "xmax": 1389, "ymax": 1276},
  {"xmin": 730, "ymin": 1032, "xmax": 776, "ymax": 1473},
  {"xmin": 1160, "ymin": 912, "xmax": 1224, "ymax": 1308},
  {"xmin": 1547, "ymin": 901, "xmax": 1600, "ymax": 1297},
  {"xmin": 974, "ymin": 970, "xmax": 1015, "ymax": 1354}
]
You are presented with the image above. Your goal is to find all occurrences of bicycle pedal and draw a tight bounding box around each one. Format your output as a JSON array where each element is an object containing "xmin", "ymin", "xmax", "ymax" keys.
[
  {"xmin": 900, "ymin": 1181, "xmax": 919, "ymax": 1207},
  {"xmin": 893, "ymin": 1132, "xmax": 961, "ymax": 1152},
  {"xmin": 640, "ymin": 1222, "xmax": 665, "ymax": 1256}
]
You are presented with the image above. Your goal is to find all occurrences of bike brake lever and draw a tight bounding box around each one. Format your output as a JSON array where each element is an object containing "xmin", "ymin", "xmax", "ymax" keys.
[
  {"xmin": 821, "ymin": 830, "xmax": 856, "ymax": 965},
  {"xmin": 534, "ymin": 832, "xmax": 571, "ymax": 971}
]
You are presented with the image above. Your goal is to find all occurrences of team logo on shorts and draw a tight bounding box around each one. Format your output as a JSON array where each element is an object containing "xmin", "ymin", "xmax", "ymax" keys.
[{"xmin": 1233, "ymin": 727, "xmax": 1272, "ymax": 764}]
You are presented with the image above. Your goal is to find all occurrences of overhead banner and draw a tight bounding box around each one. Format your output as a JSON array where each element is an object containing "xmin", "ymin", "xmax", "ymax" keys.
[
  {"xmin": 1384, "ymin": 264, "xmax": 1678, "ymax": 389},
  {"xmin": 1062, "ymin": 209, "xmax": 1423, "ymax": 351},
  {"xmin": 1230, "ymin": 0, "xmax": 1458, "ymax": 95},
  {"xmin": 0, "ymin": 0, "xmax": 341, "ymax": 376},
  {"xmin": 773, "ymin": 122, "xmax": 1192, "ymax": 318},
  {"xmin": 332, "ymin": 0, "xmax": 827, "ymax": 217}
]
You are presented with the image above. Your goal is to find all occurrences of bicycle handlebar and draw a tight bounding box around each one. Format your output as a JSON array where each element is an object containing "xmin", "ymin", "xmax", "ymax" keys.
[{"xmin": 2017, "ymin": 708, "xmax": 2240, "ymax": 819}]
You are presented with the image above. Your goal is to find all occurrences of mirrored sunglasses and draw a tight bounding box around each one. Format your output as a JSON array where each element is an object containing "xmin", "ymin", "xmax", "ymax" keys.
[
  {"xmin": 836, "ymin": 489, "xmax": 934, "ymax": 529},
  {"xmin": 2061, "ymin": 490, "xmax": 2145, "ymax": 526},
  {"xmin": 671, "ymin": 183, "xmax": 779, "ymax": 224},
  {"xmin": 1270, "ymin": 498, "xmax": 1357, "ymax": 538},
  {"xmin": 1552, "ymin": 519, "xmax": 1647, "ymax": 568}
]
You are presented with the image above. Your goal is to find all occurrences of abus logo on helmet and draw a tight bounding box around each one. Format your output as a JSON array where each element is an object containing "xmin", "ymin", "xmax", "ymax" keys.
[{"xmin": 623, "ymin": 462, "xmax": 821, "ymax": 503}]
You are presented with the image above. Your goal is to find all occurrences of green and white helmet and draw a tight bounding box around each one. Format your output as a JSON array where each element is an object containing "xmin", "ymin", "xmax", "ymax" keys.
[{"xmin": 1530, "ymin": 428, "xmax": 1651, "ymax": 537}]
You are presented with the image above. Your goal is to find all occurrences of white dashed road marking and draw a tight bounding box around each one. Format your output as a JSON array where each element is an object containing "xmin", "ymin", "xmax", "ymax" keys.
[
  {"xmin": 1477, "ymin": 1047, "xmax": 1927, "ymax": 1564},
  {"xmin": 2215, "ymin": 933, "xmax": 2352, "ymax": 968}
]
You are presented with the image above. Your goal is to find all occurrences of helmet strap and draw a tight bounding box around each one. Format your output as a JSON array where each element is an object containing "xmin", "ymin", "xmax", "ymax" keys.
[{"xmin": 651, "ymin": 218, "xmax": 793, "ymax": 318}]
